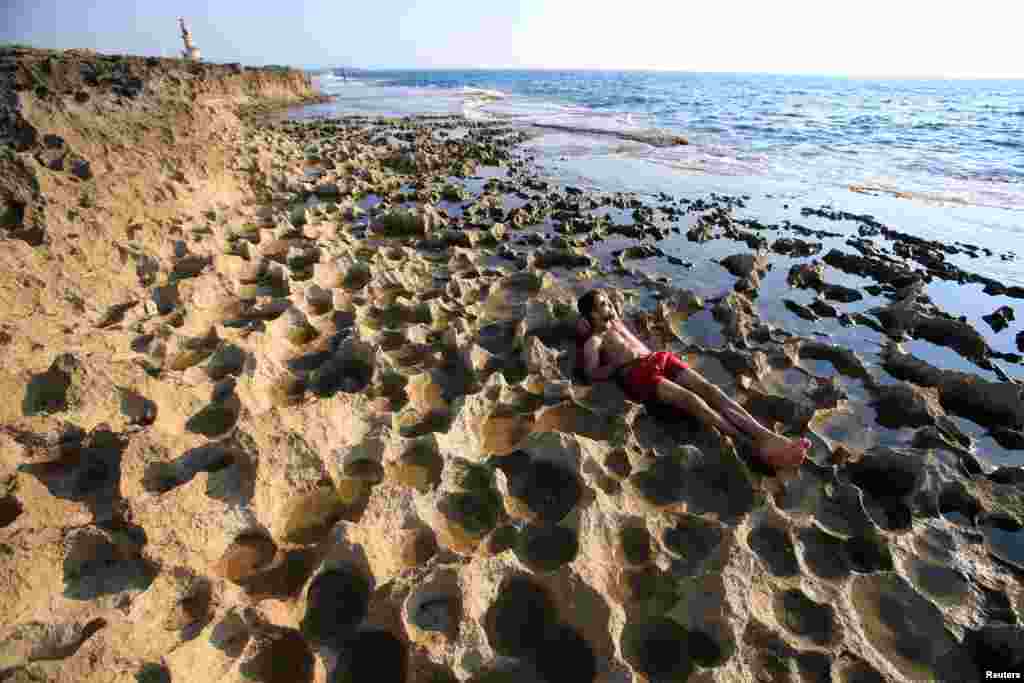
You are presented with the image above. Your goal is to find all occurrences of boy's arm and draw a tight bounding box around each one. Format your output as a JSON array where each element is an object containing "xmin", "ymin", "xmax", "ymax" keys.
[{"xmin": 583, "ymin": 336, "xmax": 620, "ymax": 382}]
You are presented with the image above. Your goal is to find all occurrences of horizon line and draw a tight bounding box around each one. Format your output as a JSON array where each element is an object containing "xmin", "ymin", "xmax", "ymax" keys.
[{"xmin": 308, "ymin": 65, "xmax": 1024, "ymax": 81}]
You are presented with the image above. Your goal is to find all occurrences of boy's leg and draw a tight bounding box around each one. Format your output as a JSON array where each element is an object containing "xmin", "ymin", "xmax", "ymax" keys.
[
  {"xmin": 653, "ymin": 379, "xmax": 741, "ymax": 438},
  {"xmin": 670, "ymin": 366, "xmax": 774, "ymax": 439},
  {"xmin": 669, "ymin": 366, "xmax": 808, "ymax": 466}
]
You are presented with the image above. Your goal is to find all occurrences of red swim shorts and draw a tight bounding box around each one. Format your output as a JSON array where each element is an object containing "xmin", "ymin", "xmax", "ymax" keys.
[{"xmin": 619, "ymin": 351, "xmax": 689, "ymax": 402}]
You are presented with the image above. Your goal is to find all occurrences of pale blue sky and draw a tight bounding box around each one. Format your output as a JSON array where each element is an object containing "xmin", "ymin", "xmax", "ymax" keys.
[{"xmin": 3, "ymin": 0, "xmax": 1023, "ymax": 77}]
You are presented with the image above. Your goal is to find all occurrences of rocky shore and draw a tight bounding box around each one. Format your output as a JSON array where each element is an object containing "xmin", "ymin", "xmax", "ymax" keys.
[{"xmin": 2, "ymin": 47, "xmax": 1024, "ymax": 682}]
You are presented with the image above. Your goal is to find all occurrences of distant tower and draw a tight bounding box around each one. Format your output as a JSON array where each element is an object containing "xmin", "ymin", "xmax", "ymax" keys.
[{"xmin": 179, "ymin": 17, "xmax": 201, "ymax": 61}]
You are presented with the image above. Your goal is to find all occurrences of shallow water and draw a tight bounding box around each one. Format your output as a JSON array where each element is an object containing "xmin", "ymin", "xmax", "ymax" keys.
[
  {"xmin": 290, "ymin": 74, "xmax": 1024, "ymax": 469},
  {"xmin": 311, "ymin": 71, "xmax": 1024, "ymax": 211}
]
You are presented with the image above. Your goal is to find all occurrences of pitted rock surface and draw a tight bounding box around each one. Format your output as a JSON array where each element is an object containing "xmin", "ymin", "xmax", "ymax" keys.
[{"xmin": 1, "ymin": 44, "xmax": 1022, "ymax": 683}]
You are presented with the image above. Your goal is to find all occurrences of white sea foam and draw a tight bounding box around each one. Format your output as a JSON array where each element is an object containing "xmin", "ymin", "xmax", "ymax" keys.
[{"xmin": 459, "ymin": 87, "xmax": 509, "ymax": 99}]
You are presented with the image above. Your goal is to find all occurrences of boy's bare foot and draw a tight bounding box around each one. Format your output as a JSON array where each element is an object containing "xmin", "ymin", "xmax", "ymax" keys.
[{"xmin": 754, "ymin": 432, "xmax": 809, "ymax": 468}]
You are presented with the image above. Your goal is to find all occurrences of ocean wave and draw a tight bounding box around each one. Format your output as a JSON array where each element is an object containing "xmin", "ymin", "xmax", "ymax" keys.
[
  {"xmin": 459, "ymin": 87, "xmax": 508, "ymax": 99},
  {"xmin": 848, "ymin": 183, "xmax": 971, "ymax": 205},
  {"xmin": 528, "ymin": 123, "xmax": 688, "ymax": 148},
  {"xmin": 985, "ymin": 138, "xmax": 1024, "ymax": 150}
]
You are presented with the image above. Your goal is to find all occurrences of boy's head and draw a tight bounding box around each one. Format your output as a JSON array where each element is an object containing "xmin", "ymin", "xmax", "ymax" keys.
[{"xmin": 578, "ymin": 289, "xmax": 616, "ymax": 329}]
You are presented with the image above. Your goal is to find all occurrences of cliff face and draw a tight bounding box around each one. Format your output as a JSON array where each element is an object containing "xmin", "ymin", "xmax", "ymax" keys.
[
  {"xmin": 0, "ymin": 48, "xmax": 322, "ymax": 415},
  {"xmin": 1, "ymin": 47, "xmax": 317, "ymax": 240}
]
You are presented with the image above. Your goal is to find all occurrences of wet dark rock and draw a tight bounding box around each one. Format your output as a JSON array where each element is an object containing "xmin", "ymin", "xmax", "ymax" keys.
[
  {"xmin": 870, "ymin": 381, "xmax": 943, "ymax": 429},
  {"xmin": 808, "ymin": 299, "xmax": 838, "ymax": 318},
  {"xmin": 720, "ymin": 252, "xmax": 769, "ymax": 280},
  {"xmin": 883, "ymin": 347, "xmax": 1024, "ymax": 428},
  {"xmin": 872, "ymin": 294, "xmax": 990, "ymax": 359},
  {"xmin": 992, "ymin": 427, "xmax": 1024, "ymax": 450},
  {"xmin": 824, "ymin": 248, "xmax": 919, "ymax": 288},
  {"xmin": 984, "ymin": 305, "xmax": 1016, "ymax": 333},
  {"xmin": 772, "ymin": 237, "xmax": 821, "ymax": 257},
  {"xmin": 821, "ymin": 283, "xmax": 863, "ymax": 303},
  {"xmin": 783, "ymin": 299, "xmax": 818, "ymax": 321},
  {"xmin": 990, "ymin": 466, "xmax": 1024, "ymax": 487}
]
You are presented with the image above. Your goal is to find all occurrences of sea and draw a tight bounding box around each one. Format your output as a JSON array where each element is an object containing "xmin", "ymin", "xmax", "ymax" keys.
[{"xmin": 288, "ymin": 69, "xmax": 1024, "ymax": 437}]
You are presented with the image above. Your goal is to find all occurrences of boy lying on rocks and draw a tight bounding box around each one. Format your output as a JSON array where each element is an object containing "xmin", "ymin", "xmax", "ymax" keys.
[{"xmin": 576, "ymin": 289, "xmax": 808, "ymax": 468}]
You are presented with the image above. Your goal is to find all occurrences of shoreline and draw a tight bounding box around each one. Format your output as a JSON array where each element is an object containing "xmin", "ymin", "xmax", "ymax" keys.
[{"xmin": 1, "ymin": 48, "xmax": 1023, "ymax": 681}]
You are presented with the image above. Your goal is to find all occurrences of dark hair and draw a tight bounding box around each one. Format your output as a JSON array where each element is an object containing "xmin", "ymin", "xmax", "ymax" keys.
[{"xmin": 577, "ymin": 289, "xmax": 602, "ymax": 324}]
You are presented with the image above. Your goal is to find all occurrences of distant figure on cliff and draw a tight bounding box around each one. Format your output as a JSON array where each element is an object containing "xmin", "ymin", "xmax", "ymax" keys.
[
  {"xmin": 179, "ymin": 17, "xmax": 201, "ymax": 61},
  {"xmin": 576, "ymin": 289, "xmax": 808, "ymax": 467}
]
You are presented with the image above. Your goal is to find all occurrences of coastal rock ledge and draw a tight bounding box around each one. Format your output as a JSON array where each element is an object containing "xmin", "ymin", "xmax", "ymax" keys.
[{"xmin": 1, "ymin": 46, "xmax": 1021, "ymax": 683}]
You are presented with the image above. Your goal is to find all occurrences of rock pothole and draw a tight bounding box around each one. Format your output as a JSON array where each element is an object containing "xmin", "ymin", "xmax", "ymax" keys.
[
  {"xmin": 835, "ymin": 655, "xmax": 886, "ymax": 683},
  {"xmin": 773, "ymin": 588, "xmax": 841, "ymax": 646},
  {"xmin": 983, "ymin": 514, "xmax": 1024, "ymax": 569},
  {"xmin": 212, "ymin": 533, "xmax": 277, "ymax": 583},
  {"xmin": 845, "ymin": 533, "xmax": 894, "ymax": 574},
  {"xmin": 333, "ymin": 630, "xmax": 407, "ymax": 683},
  {"xmin": 62, "ymin": 526, "xmax": 156, "ymax": 600},
  {"xmin": 513, "ymin": 524, "xmax": 579, "ymax": 573},
  {"xmin": 404, "ymin": 572, "xmax": 462, "ymax": 643},
  {"xmin": 22, "ymin": 354, "xmax": 80, "ymax": 416},
  {"xmin": 660, "ymin": 513, "xmax": 725, "ymax": 574},
  {"xmin": 748, "ymin": 523, "xmax": 800, "ymax": 577},
  {"xmin": 387, "ymin": 440, "xmax": 444, "ymax": 492},
  {"xmin": 484, "ymin": 575, "xmax": 557, "ymax": 658},
  {"xmin": 238, "ymin": 626, "xmax": 314, "ymax": 683},
  {"xmin": 618, "ymin": 523, "xmax": 652, "ymax": 566},
  {"xmin": 505, "ymin": 460, "xmax": 581, "ymax": 524},
  {"xmin": 530, "ymin": 622, "xmax": 596, "ymax": 683},
  {"xmin": 0, "ymin": 495, "xmax": 24, "ymax": 528},
  {"xmin": 797, "ymin": 524, "xmax": 851, "ymax": 580},
  {"xmin": 850, "ymin": 572, "xmax": 972, "ymax": 681},
  {"xmin": 620, "ymin": 619, "xmax": 695, "ymax": 681},
  {"xmin": 300, "ymin": 567, "xmax": 371, "ymax": 645}
]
